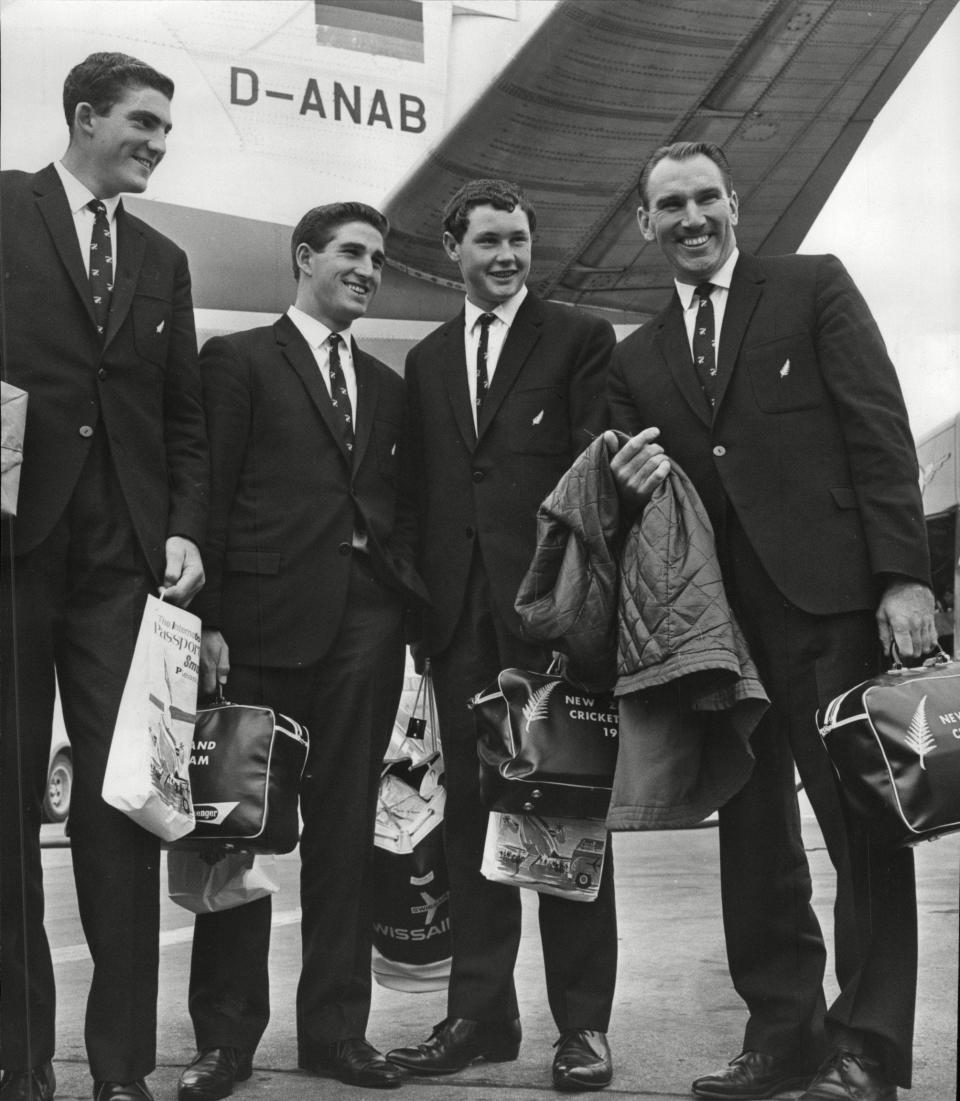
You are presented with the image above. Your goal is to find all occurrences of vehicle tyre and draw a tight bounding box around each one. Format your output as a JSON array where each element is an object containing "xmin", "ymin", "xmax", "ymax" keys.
[
  {"xmin": 43, "ymin": 751, "xmax": 73, "ymax": 823},
  {"xmin": 575, "ymin": 871, "xmax": 592, "ymax": 889}
]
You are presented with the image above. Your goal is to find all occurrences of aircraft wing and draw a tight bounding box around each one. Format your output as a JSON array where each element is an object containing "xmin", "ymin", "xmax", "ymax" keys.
[{"xmin": 384, "ymin": 0, "xmax": 958, "ymax": 322}]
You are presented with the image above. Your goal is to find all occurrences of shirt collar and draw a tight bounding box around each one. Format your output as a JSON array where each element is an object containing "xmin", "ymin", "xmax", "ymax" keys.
[
  {"xmin": 464, "ymin": 283, "xmax": 528, "ymax": 332},
  {"xmin": 287, "ymin": 305, "xmax": 352, "ymax": 351},
  {"xmin": 54, "ymin": 160, "xmax": 122, "ymax": 220},
  {"xmin": 675, "ymin": 248, "xmax": 740, "ymax": 309}
]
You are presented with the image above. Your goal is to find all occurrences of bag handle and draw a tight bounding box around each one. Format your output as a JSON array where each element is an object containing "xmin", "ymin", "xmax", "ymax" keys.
[{"xmin": 888, "ymin": 641, "xmax": 951, "ymax": 671}]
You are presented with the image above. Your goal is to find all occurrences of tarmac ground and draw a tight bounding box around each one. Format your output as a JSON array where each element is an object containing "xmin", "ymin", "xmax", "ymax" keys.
[{"xmin": 34, "ymin": 801, "xmax": 959, "ymax": 1101}]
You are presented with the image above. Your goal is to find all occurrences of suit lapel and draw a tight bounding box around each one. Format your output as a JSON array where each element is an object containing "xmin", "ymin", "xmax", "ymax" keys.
[
  {"xmin": 476, "ymin": 293, "xmax": 542, "ymax": 442},
  {"xmin": 352, "ymin": 340, "xmax": 379, "ymax": 471},
  {"xmin": 275, "ymin": 316, "xmax": 352, "ymax": 465},
  {"xmin": 657, "ymin": 295, "xmax": 711, "ymax": 427},
  {"xmin": 441, "ymin": 312, "xmax": 477, "ymax": 452},
  {"xmin": 34, "ymin": 167, "xmax": 97, "ymax": 330},
  {"xmin": 714, "ymin": 253, "xmax": 763, "ymax": 413},
  {"xmin": 105, "ymin": 202, "xmax": 144, "ymax": 349}
]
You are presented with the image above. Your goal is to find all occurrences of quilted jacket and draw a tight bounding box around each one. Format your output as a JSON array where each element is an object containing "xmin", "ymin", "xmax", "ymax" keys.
[{"xmin": 516, "ymin": 434, "xmax": 768, "ymax": 828}]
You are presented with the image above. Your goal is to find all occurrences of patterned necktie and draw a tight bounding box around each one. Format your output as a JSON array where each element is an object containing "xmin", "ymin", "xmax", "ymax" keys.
[
  {"xmin": 86, "ymin": 199, "xmax": 114, "ymax": 341},
  {"xmin": 475, "ymin": 312, "xmax": 496, "ymax": 412},
  {"xmin": 691, "ymin": 282, "xmax": 717, "ymax": 409},
  {"xmin": 327, "ymin": 333, "xmax": 354, "ymax": 453}
]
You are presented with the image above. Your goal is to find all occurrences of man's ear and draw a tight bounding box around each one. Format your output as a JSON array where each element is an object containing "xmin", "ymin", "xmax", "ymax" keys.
[
  {"xmin": 637, "ymin": 206, "xmax": 655, "ymax": 242},
  {"xmin": 73, "ymin": 101, "xmax": 97, "ymax": 137},
  {"xmin": 441, "ymin": 231, "xmax": 460, "ymax": 263},
  {"xmin": 295, "ymin": 243, "xmax": 313, "ymax": 277}
]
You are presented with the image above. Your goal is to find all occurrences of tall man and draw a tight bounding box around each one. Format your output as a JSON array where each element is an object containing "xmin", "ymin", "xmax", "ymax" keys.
[
  {"xmin": 387, "ymin": 179, "xmax": 618, "ymax": 1093},
  {"xmin": 608, "ymin": 142, "xmax": 935, "ymax": 1101},
  {"xmin": 178, "ymin": 203, "xmax": 426, "ymax": 1101},
  {"xmin": 0, "ymin": 53, "xmax": 208, "ymax": 1101}
]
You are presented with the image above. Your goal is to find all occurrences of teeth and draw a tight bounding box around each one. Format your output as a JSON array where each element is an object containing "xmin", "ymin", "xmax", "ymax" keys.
[{"xmin": 683, "ymin": 236, "xmax": 709, "ymax": 247}]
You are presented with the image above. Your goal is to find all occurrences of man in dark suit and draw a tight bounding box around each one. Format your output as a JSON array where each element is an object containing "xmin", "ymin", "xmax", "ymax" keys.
[
  {"xmin": 386, "ymin": 180, "xmax": 619, "ymax": 1093},
  {"xmin": 177, "ymin": 202, "xmax": 426, "ymax": 1101},
  {"xmin": 608, "ymin": 141, "xmax": 935, "ymax": 1101},
  {"xmin": 0, "ymin": 53, "xmax": 208, "ymax": 1101}
]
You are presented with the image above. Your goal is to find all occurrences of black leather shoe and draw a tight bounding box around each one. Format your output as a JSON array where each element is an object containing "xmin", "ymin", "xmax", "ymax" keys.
[
  {"xmin": 386, "ymin": 1017, "xmax": 522, "ymax": 1075},
  {"xmin": 692, "ymin": 1051, "xmax": 808, "ymax": 1099},
  {"xmin": 799, "ymin": 1050, "xmax": 896, "ymax": 1101},
  {"xmin": 552, "ymin": 1030, "xmax": 612, "ymax": 1093},
  {"xmin": 92, "ymin": 1082, "xmax": 154, "ymax": 1101},
  {"xmin": 0, "ymin": 1063, "xmax": 56, "ymax": 1101},
  {"xmin": 301, "ymin": 1039, "xmax": 405, "ymax": 1089},
  {"xmin": 178, "ymin": 1049, "xmax": 253, "ymax": 1101}
]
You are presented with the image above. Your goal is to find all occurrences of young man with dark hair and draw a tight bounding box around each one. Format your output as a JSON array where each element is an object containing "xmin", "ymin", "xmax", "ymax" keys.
[
  {"xmin": 1, "ymin": 51, "xmax": 208, "ymax": 1101},
  {"xmin": 178, "ymin": 202, "xmax": 426, "ymax": 1101},
  {"xmin": 387, "ymin": 179, "xmax": 619, "ymax": 1094},
  {"xmin": 608, "ymin": 140, "xmax": 935, "ymax": 1101}
]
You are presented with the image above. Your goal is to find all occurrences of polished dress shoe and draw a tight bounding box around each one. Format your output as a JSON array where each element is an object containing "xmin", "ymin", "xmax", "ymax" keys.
[
  {"xmin": 387, "ymin": 1017, "xmax": 521, "ymax": 1075},
  {"xmin": 552, "ymin": 1030, "xmax": 612, "ymax": 1093},
  {"xmin": 0, "ymin": 1063, "xmax": 56, "ymax": 1101},
  {"xmin": 301, "ymin": 1039, "xmax": 405, "ymax": 1089},
  {"xmin": 799, "ymin": 1050, "xmax": 896, "ymax": 1101},
  {"xmin": 178, "ymin": 1048, "xmax": 253, "ymax": 1101},
  {"xmin": 692, "ymin": 1050, "xmax": 808, "ymax": 1099},
  {"xmin": 92, "ymin": 1082, "xmax": 154, "ymax": 1101}
]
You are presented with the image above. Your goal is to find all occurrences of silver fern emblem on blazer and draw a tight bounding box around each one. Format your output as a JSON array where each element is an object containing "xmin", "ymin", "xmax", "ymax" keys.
[
  {"xmin": 522, "ymin": 680, "xmax": 559, "ymax": 733},
  {"xmin": 904, "ymin": 695, "xmax": 936, "ymax": 770}
]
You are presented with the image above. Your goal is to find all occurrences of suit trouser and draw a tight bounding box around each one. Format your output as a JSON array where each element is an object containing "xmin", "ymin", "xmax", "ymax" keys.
[
  {"xmin": 430, "ymin": 550, "xmax": 618, "ymax": 1030},
  {"xmin": 0, "ymin": 431, "xmax": 159, "ymax": 1081},
  {"xmin": 718, "ymin": 513, "xmax": 916, "ymax": 1087},
  {"xmin": 187, "ymin": 554, "xmax": 404, "ymax": 1059}
]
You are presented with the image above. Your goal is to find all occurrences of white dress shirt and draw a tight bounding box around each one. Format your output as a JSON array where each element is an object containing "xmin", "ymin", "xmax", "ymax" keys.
[
  {"xmin": 675, "ymin": 247, "xmax": 740, "ymax": 364},
  {"xmin": 54, "ymin": 160, "xmax": 121, "ymax": 276},
  {"xmin": 463, "ymin": 284, "xmax": 528, "ymax": 430}
]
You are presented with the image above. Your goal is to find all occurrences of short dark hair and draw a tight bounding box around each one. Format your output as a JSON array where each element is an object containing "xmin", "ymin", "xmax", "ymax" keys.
[
  {"xmin": 63, "ymin": 52, "xmax": 175, "ymax": 131},
  {"xmin": 637, "ymin": 141, "xmax": 734, "ymax": 207},
  {"xmin": 442, "ymin": 178, "xmax": 537, "ymax": 243},
  {"xmin": 290, "ymin": 202, "xmax": 389, "ymax": 279}
]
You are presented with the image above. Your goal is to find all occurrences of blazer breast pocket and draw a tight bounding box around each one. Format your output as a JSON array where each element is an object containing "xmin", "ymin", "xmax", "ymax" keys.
[
  {"xmin": 744, "ymin": 333, "xmax": 823, "ymax": 414},
  {"xmin": 132, "ymin": 290, "xmax": 172, "ymax": 366},
  {"xmin": 507, "ymin": 385, "xmax": 567, "ymax": 455}
]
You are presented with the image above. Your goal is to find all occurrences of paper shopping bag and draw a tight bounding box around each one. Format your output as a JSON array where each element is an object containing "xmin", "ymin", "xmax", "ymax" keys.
[
  {"xmin": 167, "ymin": 849, "xmax": 280, "ymax": 913},
  {"xmin": 102, "ymin": 594, "xmax": 201, "ymax": 841}
]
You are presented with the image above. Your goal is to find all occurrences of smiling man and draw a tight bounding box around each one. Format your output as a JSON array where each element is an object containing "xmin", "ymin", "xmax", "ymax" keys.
[
  {"xmin": 387, "ymin": 179, "xmax": 618, "ymax": 1094},
  {"xmin": 608, "ymin": 141, "xmax": 935, "ymax": 1101},
  {"xmin": 177, "ymin": 203, "xmax": 427, "ymax": 1100},
  {"xmin": 0, "ymin": 53, "xmax": 208, "ymax": 1101}
]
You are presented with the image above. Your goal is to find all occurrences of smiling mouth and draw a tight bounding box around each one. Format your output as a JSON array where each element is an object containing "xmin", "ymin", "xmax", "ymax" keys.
[
  {"xmin": 344, "ymin": 281, "xmax": 368, "ymax": 295},
  {"xmin": 133, "ymin": 156, "xmax": 154, "ymax": 171},
  {"xmin": 681, "ymin": 235, "xmax": 710, "ymax": 248}
]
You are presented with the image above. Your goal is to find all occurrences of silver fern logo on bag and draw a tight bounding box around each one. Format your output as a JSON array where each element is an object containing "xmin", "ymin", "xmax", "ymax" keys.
[
  {"xmin": 904, "ymin": 696, "xmax": 936, "ymax": 770},
  {"xmin": 522, "ymin": 680, "xmax": 618, "ymax": 740}
]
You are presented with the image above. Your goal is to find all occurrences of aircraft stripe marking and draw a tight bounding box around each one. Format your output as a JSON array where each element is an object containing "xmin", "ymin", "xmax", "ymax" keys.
[{"xmin": 49, "ymin": 908, "xmax": 303, "ymax": 964}]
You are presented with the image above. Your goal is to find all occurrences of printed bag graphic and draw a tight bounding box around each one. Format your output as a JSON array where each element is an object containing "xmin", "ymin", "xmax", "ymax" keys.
[
  {"xmin": 102, "ymin": 594, "xmax": 200, "ymax": 841},
  {"xmin": 819, "ymin": 657, "xmax": 960, "ymax": 845}
]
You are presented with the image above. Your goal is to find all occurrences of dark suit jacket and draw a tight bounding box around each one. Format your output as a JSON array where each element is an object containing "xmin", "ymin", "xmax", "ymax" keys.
[
  {"xmin": 191, "ymin": 314, "xmax": 426, "ymax": 668},
  {"xmin": 0, "ymin": 165, "xmax": 208, "ymax": 570},
  {"xmin": 608, "ymin": 251, "xmax": 930, "ymax": 615},
  {"xmin": 405, "ymin": 292, "xmax": 614, "ymax": 654}
]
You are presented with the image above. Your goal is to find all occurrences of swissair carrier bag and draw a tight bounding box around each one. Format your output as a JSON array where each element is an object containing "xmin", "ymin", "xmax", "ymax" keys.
[
  {"xmin": 171, "ymin": 686, "xmax": 309, "ymax": 854},
  {"xmin": 818, "ymin": 651, "xmax": 960, "ymax": 846}
]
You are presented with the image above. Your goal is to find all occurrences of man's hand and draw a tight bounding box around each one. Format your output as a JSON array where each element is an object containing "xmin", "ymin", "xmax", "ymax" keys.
[
  {"xmin": 160, "ymin": 536, "xmax": 205, "ymax": 606},
  {"xmin": 606, "ymin": 427, "xmax": 671, "ymax": 511},
  {"xmin": 876, "ymin": 578, "xmax": 937, "ymax": 660},
  {"xmin": 200, "ymin": 628, "xmax": 230, "ymax": 697}
]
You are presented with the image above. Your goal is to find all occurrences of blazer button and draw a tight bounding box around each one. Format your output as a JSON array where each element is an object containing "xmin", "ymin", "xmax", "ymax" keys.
[
  {"xmin": 472, "ymin": 469, "xmax": 484, "ymax": 483},
  {"xmin": 465, "ymin": 526, "xmax": 475, "ymax": 539},
  {"xmin": 712, "ymin": 445, "xmax": 726, "ymax": 457},
  {"xmin": 78, "ymin": 425, "xmax": 94, "ymax": 438},
  {"xmin": 97, "ymin": 368, "xmax": 107, "ymax": 381},
  {"xmin": 338, "ymin": 542, "xmax": 352, "ymax": 556}
]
